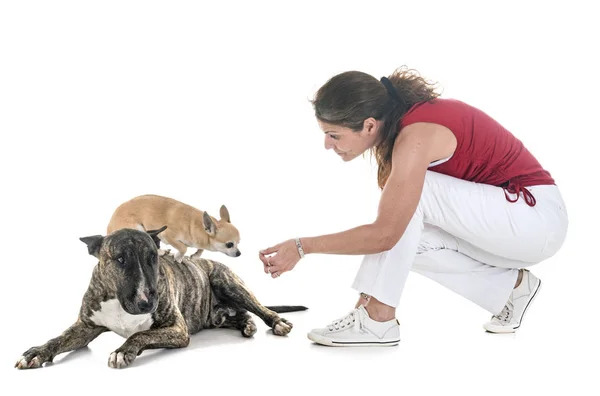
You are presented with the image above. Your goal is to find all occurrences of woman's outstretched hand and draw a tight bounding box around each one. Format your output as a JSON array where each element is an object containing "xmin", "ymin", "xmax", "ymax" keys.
[{"xmin": 259, "ymin": 239, "xmax": 302, "ymax": 278}]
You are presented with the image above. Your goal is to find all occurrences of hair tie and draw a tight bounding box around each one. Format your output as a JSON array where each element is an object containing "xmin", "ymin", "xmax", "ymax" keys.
[{"xmin": 380, "ymin": 76, "xmax": 400, "ymax": 103}]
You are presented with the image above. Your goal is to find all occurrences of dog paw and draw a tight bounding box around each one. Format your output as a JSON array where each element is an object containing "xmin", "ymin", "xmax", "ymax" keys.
[
  {"xmin": 242, "ymin": 320, "xmax": 257, "ymax": 338},
  {"xmin": 15, "ymin": 347, "xmax": 52, "ymax": 369},
  {"xmin": 272, "ymin": 318, "xmax": 293, "ymax": 336},
  {"xmin": 108, "ymin": 350, "xmax": 136, "ymax": 369},
  {"xmin": 157, "ymin": 249, "xmax": 167, "ymax": 257},
  {"xmin": 174, "ymin": 253, "xmax": 185, "ymax": 263},
  {"xmin": 212, "ymin": 315, "xmax": 227, "ymax": 327},
  {"xmin": 190, "ymin": 249, "xmax": 203, "ymax": 260}
]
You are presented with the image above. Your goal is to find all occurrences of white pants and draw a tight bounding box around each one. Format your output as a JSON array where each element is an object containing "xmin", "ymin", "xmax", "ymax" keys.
[{"xmin": 352, "ymin": 170, "xmax": 569, "ymax": 314}]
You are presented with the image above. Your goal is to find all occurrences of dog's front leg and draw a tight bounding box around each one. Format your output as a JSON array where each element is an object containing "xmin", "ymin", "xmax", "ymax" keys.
[
  {"xmin": 108, "ymin": 322, "xmax": 189, "ymax": 369},
  {"xmin": 190, "ymin": 248, "xmax": 204, "ymax": 259},
  {"xmin": 15, "ymin": 320, "xmax": 106, "ymax": 369}
]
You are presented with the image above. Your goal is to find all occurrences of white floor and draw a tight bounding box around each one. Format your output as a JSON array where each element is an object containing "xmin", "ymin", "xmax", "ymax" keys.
[{"xmin": 5, "ymin": 246, "xmax": 597, "ymax": 396}]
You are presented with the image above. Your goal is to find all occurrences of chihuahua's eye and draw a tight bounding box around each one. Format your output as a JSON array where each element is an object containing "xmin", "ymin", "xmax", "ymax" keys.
[
  {"xmin": 226, "ymin": 242, "xmax": 234, "ymax": 249},
  {"xmin": 116, "ymin": 256, "xmax": 125, "ymax": 264}
]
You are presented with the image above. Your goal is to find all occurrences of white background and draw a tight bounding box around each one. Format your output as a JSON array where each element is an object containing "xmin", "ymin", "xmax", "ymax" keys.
[{"xmin": 1, "ymin": 1, "xmax": 598, "ymax": 395}]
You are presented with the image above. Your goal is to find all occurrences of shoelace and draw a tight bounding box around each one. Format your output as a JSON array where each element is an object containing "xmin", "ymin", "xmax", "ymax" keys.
[
  {"xmin": 493, "ymin": 300, "xmax": 514, "ymax": 323},
  {"xmin": 327, "ymin": 309, "xmax": 364, "ymax": 332}
]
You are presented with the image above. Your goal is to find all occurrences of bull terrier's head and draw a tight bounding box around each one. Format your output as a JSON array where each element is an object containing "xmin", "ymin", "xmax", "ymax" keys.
[{"xmin": 79, "ymin": 226, "xmax": 167, "ymax": 315}]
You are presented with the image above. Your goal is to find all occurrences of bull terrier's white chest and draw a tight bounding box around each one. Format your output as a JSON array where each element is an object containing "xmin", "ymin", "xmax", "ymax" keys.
[{"xmin": 90, "ymin": 299, "xmax": 153, "ymax": 338}]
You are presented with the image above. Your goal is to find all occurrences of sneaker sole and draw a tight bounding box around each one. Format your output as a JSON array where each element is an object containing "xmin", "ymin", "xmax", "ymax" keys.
[
  {"xmin": 307, "ymin": 332, "xmax": 400, "ymax": 347},
  {"xmin": 484, "ymin": 278, "xmax": 542, "ymax": 334}
]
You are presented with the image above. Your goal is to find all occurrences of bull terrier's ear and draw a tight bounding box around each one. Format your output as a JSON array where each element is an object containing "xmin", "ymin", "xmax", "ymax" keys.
[
  {"xmin": 147, "ymin": 226, "xmax": 167, "ymax": 249},
  {"xmin": 219, "ymin": 205, "xmax": 230, "ymax": 223},
  {"xmin": 203, "ymin": 212, "xmax": 217, "ymax": 237},
  {"xmin": 79, "ymin": 235, "xmax": 104, "ymax": 258}
]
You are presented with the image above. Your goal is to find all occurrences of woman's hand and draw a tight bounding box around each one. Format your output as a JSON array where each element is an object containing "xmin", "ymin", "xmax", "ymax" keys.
[{"xmin": 258, "ymin": 239, "xmax": 302, "ymax": 278}]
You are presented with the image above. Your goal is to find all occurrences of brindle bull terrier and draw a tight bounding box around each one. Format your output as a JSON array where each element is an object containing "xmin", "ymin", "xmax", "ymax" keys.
[{"xmin": 15, "ymin": 226, "xmax": 307, "ymax": 369}]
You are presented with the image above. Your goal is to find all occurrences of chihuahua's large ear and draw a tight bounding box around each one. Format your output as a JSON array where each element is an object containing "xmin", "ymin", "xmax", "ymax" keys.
[
  {"xmin": 203, "ymin": 212, "xmax": 217, "ymax": 237},
  {"xmin": 146, "ymin": 226, "xmax": 167, "ymax": 249},
  {"xmin": 219, "ymin": 205, "xmax": 230, "ymax": 223},
  {"xmin": 79, "ymin": 235, "xmax": 104, "ymax": 258}
]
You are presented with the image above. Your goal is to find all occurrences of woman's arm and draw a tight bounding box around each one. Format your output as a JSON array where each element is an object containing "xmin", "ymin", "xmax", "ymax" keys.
[
  {"xmin": 301, "ymin": 122, "xmax": 456, "ymax": 255},
  {"xmin": 259, "ymin": 122, "xmax": 456, "ymax": 277}
]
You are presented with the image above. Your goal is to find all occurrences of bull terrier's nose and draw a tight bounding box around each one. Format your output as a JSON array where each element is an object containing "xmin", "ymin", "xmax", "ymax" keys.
[{"xmin": 137, "ymin": 300, "xmax": 152, "ymax": 312}]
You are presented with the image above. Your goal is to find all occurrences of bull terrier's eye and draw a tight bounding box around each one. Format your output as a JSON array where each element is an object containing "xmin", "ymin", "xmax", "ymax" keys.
[
  {"xmin": 226, "ymin": 242, "xmax": 234, "ymax": 248},
  {"xmin": 116, "ymin": 257, "xmax": 125, "ymax": 264}
]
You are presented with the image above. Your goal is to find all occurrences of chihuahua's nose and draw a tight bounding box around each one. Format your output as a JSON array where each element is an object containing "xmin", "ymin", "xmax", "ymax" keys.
[{"xmin": 235, "ymin": 250, "xmax": 241, "ymax": 257}]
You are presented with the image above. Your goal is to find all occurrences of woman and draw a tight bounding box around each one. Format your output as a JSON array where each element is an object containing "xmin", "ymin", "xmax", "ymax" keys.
[{"xmin": 258, "ymin": 66, "xmax": 568, "ymax": 347}]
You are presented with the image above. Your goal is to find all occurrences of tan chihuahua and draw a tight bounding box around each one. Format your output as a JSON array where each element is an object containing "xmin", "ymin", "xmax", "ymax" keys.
[{"xmin": 107, "ymin": 194, "xmax": 241, "ymax": 262}]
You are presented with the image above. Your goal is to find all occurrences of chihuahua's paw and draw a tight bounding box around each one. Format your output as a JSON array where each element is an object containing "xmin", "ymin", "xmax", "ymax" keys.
[
  {"xmin": 157, "ymin": 249, "xmax": 167, "ymax": 257},
  {"xmin": 272, "ymin": 317, "xmax": 293, "ymax": 336},
  {"xmin": 15, "ymin": 347, "xmax": 53, "ymax": 369},
  {"xmin": 108, "ymin": 349, "xmax": 137, "ymax": 369},
  {"xmin": 190, "ymin": 249, "xmax": 204, "ymax": 260}
]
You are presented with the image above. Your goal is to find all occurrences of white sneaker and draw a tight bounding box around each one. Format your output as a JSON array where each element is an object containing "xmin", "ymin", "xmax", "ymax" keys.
[
  {"xmin": 483, "ymin": 269, "xmax": 542, "ymax": 333},
  {"xmin": 307, "ymin": 305, "xmax": 400, "ymax": 347}
]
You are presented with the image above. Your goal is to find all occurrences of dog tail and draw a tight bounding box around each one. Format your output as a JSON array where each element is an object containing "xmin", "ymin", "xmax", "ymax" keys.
[{"xmin": 265, "ymin": 305, "xmax": 309, "ymax": 313}]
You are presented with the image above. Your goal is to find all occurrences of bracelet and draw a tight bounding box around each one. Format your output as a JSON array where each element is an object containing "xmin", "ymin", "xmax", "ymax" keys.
[{"xmin": 294, "ymin": 237, "xmax": 305, "ymax": 259}]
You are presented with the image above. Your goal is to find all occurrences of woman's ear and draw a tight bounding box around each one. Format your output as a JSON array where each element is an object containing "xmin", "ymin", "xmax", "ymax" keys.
[{"xmin": 363, "ymin": 117, "xmax": 378, "ymax": 135}]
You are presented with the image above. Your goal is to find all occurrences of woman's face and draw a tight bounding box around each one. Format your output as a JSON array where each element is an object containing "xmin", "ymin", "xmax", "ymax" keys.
[{"xmin": 318, "ymin": 118, "xmax": 381, "ymax": 162}]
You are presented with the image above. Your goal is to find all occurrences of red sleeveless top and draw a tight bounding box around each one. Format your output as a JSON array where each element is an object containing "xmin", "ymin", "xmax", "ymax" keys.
[{"xmin": 400, "ymin": 98, "xmax": 555, "ymax": 206}]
